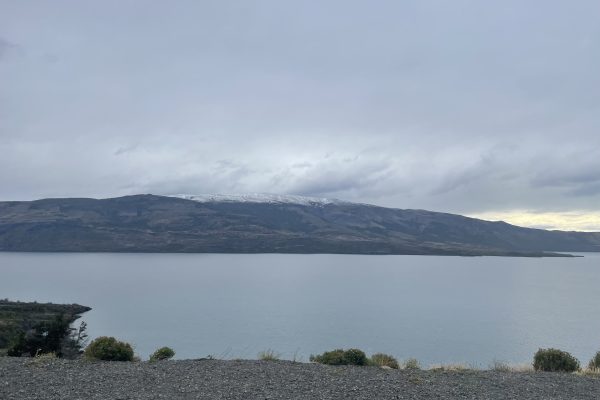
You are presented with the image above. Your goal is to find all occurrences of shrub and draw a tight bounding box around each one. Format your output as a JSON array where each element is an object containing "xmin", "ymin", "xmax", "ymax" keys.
[
  {"xmin": 84, "ymin": 336, "xmax": 134, "ymax": 361},
  {"xmin": 404, "ymin": 358, "xmax": 421, "ymax": 370},
  {"xmin": 310, "ymin": 348, "xmax": 368, "ymax": 366},
  {"xmin": 589, "ymin": 351, "xmax": 600, "ymax": 371},
  {"xmin": 370, "ymin": 353, "xmax": 399, "ymax": 369},
  {"xmin": 533, "ymin": 348, "xmax": 580, "ymax": 372},
  {"xmin": 258, "ymin": 349, "xmax": 280, "ymax": 361},
  {"xmin": 343, "ymin": 349, "xmax": 368, "ymax": 366},
  {"xmin": 149, "ymin": 346, "xmax": 175, "ymax": 362},
  {"xmin": 310, "ymin": 349, "xmax": 345, "ymax": 365}
]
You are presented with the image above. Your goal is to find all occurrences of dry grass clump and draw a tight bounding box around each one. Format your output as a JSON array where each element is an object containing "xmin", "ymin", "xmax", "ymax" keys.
[
  {"xmin": 370, "ymin": 353, "xmax": 400, "ymax": 369},
  {"xmin": 489, "ymin": 360, "xmax": 533, "ymax": 372},
  {"xmin": 26, "ymin": 352, "xmax": 58, "ymax": 367},
  {"xmin": 576, "ymin": 351, "xmax": 600, "ymax": 378},
  {"xmin": 258, "ymin": 349, "xmax": 280, "ymax": 361},
  {"xmin": 588, "ymin": 351, "xmax": 600, "ymax": 371},
  {"xmin": 506, "ymin": 363, "xmax": 534, "ymax": 372},
  {"xmin": 489, "ymin": 360, "xmax": 511, "ymax": 372},
  {"xmin": 429, "ymin": 363, "xmax": 474, "ymax": 372},
  {"xmin": 576, "ymin": 368, "xmax": 600, "ymax": 378},
  {"xmin": 403, "ymin": 358, "xmax": 421, "ymax": 370}
]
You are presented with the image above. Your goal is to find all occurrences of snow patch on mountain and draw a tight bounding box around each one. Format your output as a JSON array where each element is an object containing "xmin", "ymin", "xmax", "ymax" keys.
[{"xmin": 170, "ymin": 193, "xmax": 351, "ymax": 206}]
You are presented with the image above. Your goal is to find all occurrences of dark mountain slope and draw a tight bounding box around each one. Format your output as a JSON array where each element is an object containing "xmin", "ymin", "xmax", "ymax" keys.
[{"xmin": 0, "ymin": 194, "xmax": 599, "ymax": 256}]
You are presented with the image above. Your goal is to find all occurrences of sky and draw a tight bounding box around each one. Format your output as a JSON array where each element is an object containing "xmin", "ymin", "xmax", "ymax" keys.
[{"xmin": 1, "ymin": 1, "xmax": 600, "ymax": 231}]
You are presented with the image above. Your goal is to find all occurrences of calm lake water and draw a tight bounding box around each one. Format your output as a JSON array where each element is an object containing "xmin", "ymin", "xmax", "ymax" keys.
[{"xmin": 1, "ymin": 252, "xmax": 599, "ymax": 366}]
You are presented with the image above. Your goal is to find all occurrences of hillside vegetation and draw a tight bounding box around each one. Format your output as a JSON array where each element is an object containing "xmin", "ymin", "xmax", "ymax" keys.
[{"xmin": 1, "ymin": 195, "xmax": 599, "ymax": 256}]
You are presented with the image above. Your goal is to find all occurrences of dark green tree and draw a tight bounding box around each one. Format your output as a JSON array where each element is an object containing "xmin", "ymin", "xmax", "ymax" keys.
[{"xmin": 6, "ymin": 314, "xmax": 88, "ymax": 358}]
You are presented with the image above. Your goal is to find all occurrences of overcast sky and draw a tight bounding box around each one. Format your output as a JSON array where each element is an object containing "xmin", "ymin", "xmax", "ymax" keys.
[{"xmin": 1, "ymin": 1, "xmax": 599, "ymax": 230}]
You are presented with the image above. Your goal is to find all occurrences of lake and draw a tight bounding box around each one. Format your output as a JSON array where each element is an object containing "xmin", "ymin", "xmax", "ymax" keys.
[{"xmin": 1, "ymin": 252, "xmax": 599, "ymax": 366}]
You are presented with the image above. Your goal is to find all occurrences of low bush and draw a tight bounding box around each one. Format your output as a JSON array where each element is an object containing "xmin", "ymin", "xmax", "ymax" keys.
[
  {"xmin": 533, "ymin": 348, "xmax": 580, "ymax": 372},
  {"xmin": 343, "ymin": 349, "xmax": 368, "ymax": 366},
  {"xmin": 149, "ymin": 346, "xmax": 175, "ymax": 362},
  {"xmin": 84, "ymin": 336, "xmax": 134, "ymax": 361},
  {"xmin": 404, "ymin": 358, "xmax": 421, "ymax": 370},
  {"xmin": 589, "ymin": 351, "xmax": 600, "ymax": 371},
  {"xmin": 310, "ymin": 348, "xmax": 368, "ymax": 366},
  {"xmin": 310, "ymin": 349, "xmax": 345, "ymax": 365},
  {"xmin": 258, "ymin": 349, "xmax": 280, "ymax": 361},
  {"xmin": 370, "ymin": 353, "xmax": 399, "ymax": 369}
]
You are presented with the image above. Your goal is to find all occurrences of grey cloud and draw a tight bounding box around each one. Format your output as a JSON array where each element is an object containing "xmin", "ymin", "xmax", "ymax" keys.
[
  {"xmin": 530, "ymin": 149, "xmax": 600, "ymax": 197},
  {"xmin": 114, "ymin": 144, "xmax": 139, "ymax": 156},
  {"xmin": 1, "ymin": 1, "xmax": 600, "ymax": 216},
  {"xmin": 278, "ymin": 156, "xmax": 396, "ymax": 198},
  {"xmin": 0, "ymin": 37, "xmax": 17, "ymax": 59},
  {"xmin": 0, "ymin": 38, "xmax": 7, "ymax": 58},
  {"xmin": 431, "ymin": 145, "xmax": 519, "ymax": 196},
  {"xmin": 570, "ymin": 182, "xmax": 600, "ymax": 197}
]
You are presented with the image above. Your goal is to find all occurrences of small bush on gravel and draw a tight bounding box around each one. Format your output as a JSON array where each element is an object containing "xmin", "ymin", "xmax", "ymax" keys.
[
  {"xmin": 404, "ymin": 358, "xmax": 421, "ymax": 370},
  {"xmin": 84, "ymin": 336, "xmax": 134, "ymax": 361},
  {"xmin": 258, "ymin": 349, "xmax": 280, "ymax": 361},
  {"xmin": 149, "ymin": 347, "xmax": 175, "ymax": 362},
  {"xmin": 588, "ymin": 351, "xmax": 600, "ymax": 371},
  {"xmin": 310, "ymin": 349, "xmax": 345, "ymax": 365},
  {"xmin": 343, "ymin": 349, "xmax": 368, "ymax": 366},
  {"xmin": 370, "ymin": 353, "xmax": 399, "ymax": 369},
  {"xmin": 533, "ymin": 348, "xmax": 580, "ymax": 372},
  {"xmin": 310, "ymin": 348, "xmax": 368, "ymax": 366}
]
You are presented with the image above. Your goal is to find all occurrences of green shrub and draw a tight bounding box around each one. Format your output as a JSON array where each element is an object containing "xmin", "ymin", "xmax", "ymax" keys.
[
  {"xmin": 310, "ymin": 349, "xmax": 345, "ymax": 365},
  {"xmin": 310, "ymin": 348, "xmax": 368, "ymax": 366},
  {"xmin": 370, "ymin": 353, "xmax": 399, "ymax": 369},
  {"xmin": 589, "ymin": 351, "xmax": 600, "ymax": 371},
  {"xmin": 404, "ymin": 358, "xmax": 421, "ymax": 370},
  {"xmin": 533, "ymin": 348, "xmax": 580, "ymax": 372},
  {"xmin": 84, "ymin": 336, "xmax": 134, "ymax": 361},
  {"xmin": 343, "ymin": 349, "xmax": 368, "ymax": 365},
  {"xmin": 149, "ymin": 346, "xmax": 175, "ymax": 362}
]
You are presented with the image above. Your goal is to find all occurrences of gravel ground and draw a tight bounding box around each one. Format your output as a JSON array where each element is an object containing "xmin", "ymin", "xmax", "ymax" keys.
[{"xmin": 1, "ymin": 358, "xmax": 599, "ymax": 400}]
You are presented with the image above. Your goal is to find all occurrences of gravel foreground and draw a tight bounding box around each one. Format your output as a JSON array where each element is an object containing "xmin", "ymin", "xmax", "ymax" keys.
[{"xmin": 1, "ymin": 358, "xmax": 599, "ymax": 400}]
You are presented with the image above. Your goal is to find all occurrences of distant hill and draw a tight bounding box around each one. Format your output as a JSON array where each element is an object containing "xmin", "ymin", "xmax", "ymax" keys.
[{"xmin": 0, "ymin": 194, "xmax": 599, "ymax": 256}]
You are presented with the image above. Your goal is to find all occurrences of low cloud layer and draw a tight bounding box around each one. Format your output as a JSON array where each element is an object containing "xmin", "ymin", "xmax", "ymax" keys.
[{"xmin": 1, "ymin": 1, "xmax": 600, "ymax": 229}]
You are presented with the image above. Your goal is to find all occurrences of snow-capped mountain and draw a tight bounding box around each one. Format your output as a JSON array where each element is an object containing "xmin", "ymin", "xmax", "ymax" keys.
[
  {"xmin": 1, "ymin": 194, "xmax": 599, "ymax": 255},
  {"xmin": 170, "ymin": 193, "xmax": 351, "ymax": 206}
]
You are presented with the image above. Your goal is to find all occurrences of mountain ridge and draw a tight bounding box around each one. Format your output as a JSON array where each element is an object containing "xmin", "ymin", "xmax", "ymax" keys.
[{"xmin": 0, "ymin": 194, "xmax": 599, "ymax": 256}]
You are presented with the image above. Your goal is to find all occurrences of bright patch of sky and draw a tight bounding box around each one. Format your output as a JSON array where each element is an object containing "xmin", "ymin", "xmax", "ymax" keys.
[{"xmin": 469, "ymin": 211, "xmax": 600, "ymax": 232}]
